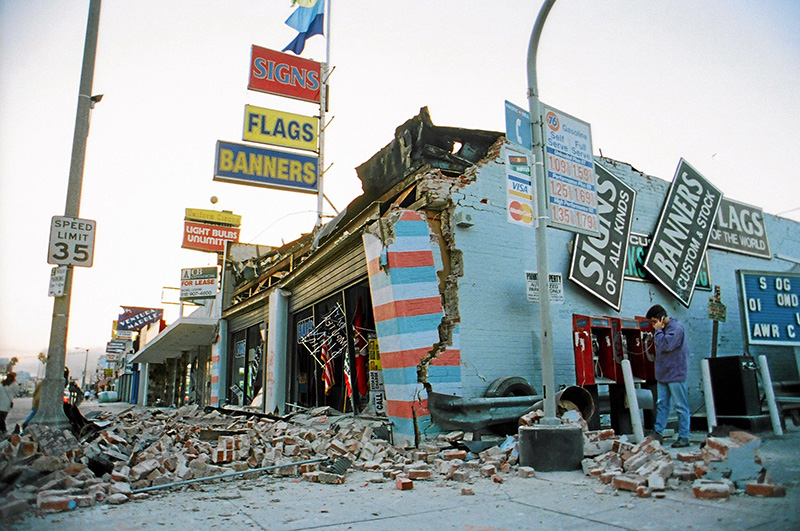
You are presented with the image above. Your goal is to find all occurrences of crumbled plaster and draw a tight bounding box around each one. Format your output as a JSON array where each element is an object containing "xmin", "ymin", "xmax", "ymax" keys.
[{"xmin": 414, "ymin": 138, "xmax": 505, "ymax": 385}]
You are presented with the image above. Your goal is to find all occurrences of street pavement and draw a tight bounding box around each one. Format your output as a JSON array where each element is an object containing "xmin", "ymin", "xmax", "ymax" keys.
[{"xmin": 6, "ymin": 397, "xmax": 800, "ymax": 530}]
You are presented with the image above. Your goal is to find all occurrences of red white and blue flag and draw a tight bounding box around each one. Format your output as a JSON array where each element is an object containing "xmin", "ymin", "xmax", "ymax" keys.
[
  {"xmin": 320, "ymin": 335, "xmax": 335, "ymax": 395},
  {"xmin": 283, "ymin": 0, "xmax": 325, "ymax": 55}
]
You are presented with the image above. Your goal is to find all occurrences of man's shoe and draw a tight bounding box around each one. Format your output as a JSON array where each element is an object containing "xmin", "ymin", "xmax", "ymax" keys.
[
  {"xmin": 671, "ymin": 438, "xmax": 690, "ymax": 448},
  {"xmin": 647, "ymin": 430, "xmax": 664, "ymax": 443}
]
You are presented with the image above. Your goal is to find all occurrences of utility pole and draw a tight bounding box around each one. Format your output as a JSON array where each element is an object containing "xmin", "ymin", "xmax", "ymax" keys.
[
  {"xmin": 80, "ymin": 348, "xmax": 90, "ymax": 391},
  {"xmin": 527, "ymin": 0, "xmax": 558, "ymax": 424},
  {"xmin": 32, "ymin": 0, "xmax": 102, "ymax": 428}
]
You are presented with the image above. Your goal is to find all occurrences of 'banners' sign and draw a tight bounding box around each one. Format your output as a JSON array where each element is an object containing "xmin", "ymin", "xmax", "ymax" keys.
[
  {"xmin": 248, "ymin": 46, "xmax": 321, "ymax": 104},
  {"xmin": 214, "ymin": 140, "xmax": 318, "ymax": 194},
  {"xmin": 710, "ymin": 198, "xmax": 771, "ymax": 259},
  {"xmin": 739, "ymin": 271, "xmax": 800, "ymax": 347},
  {"xmin": 569, "ymin": 163, "xmax": 636, "ymax": 311},
  {"xmin": 644, "ymin": 159, "xmax": 722, "ymax": 307},
  {"xmin": 625, "ymin": 233, "xmax": 711, "ymax": 291}
]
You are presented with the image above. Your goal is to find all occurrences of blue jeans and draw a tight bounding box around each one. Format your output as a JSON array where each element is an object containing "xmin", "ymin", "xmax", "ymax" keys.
[
  {"xmin": 654, "ymin": 381, "xmax": 690, "ymax": 440},
  {"xmin": 22, "ymin": 407, "xmax": 38, "ymax": 428}
]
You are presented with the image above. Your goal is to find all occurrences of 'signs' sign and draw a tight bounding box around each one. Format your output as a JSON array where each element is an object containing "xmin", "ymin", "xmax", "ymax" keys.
[{"xmin": 248, "ymin": 45, "xmax": 321, "ymax": 103}]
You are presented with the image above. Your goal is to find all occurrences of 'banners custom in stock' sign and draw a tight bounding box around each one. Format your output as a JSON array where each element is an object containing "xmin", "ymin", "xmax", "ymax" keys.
[
  {"xmin": 644, "ymin": 159, "xmax": 722, "ymax": 307},
  {"xmin": 569, "ymin": 163, "xmax": 636, "ymax": 311}
]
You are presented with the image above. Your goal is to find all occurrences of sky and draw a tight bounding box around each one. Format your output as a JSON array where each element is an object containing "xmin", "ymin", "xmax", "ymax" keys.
[{"xmin": 1, "ymin": 0, "xmax": 799, "ymax": 378}]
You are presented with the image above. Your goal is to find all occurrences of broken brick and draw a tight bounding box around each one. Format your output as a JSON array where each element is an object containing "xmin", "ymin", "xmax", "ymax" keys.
[
  {"xmin": 395, "ymin": 478, "xmax": 413, "ymax": 490},
  {"xmin": 745, "ymin": 482, "xmax": 786, "ymax": 497}
]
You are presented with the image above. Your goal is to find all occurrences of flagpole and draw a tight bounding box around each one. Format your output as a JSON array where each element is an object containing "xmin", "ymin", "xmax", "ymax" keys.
[{"xmin": 315, "ymin": 0, "xmax": 331, "ymax": 227}]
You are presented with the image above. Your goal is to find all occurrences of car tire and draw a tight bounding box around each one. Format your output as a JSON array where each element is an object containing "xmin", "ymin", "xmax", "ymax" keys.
[{"xmin": 484, "ymin": 376, "xmax": 536, "ymax": 397}]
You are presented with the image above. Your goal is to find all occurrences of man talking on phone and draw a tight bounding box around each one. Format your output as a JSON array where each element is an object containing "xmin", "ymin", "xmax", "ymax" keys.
[{"xmin": 645, "ymin": 304, "xmax": 691, "ymax": 448}]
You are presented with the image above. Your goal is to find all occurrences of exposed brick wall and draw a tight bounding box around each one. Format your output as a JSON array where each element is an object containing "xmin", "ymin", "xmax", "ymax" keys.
[
  {"xmin": 448, "ymin": 143, "xmax": 800, "ymax": 407},
  {"xmin": 363, "ymin": 210, "xmax": 462, "ymax": 445}
]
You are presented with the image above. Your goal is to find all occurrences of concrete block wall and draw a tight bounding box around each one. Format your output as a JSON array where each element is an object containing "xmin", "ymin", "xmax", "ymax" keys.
[
  {"xmin": 449, "ymin": 144, "xmax": 800, "ymax": 411},
  {"xmin": 363, "ymin": 210, "xmax": 462, "ymax": 445}
]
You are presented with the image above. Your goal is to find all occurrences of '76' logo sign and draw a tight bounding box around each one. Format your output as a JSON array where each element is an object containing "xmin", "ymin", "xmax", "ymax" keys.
[{"xmin": 48, "ymin": 216, "xmax": 96, "ymax": 267}]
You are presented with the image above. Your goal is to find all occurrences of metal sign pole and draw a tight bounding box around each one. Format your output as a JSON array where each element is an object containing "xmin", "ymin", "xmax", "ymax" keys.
[
  {"xmin": 315, "ymin": 0, "xmax": 332, "ymax": 227},
  {"xmin": 527, "ymin": 0, "xmax": 558, "ymax": 424},
  {"xmin": 33, "ymin": 0, "xmax": 101, "ymax": 428}
]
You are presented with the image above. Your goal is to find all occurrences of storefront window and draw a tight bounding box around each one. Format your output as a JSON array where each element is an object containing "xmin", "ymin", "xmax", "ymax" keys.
[{"xmin": 227, "ymin": 323, "xmax": 266, "ymax": 406}]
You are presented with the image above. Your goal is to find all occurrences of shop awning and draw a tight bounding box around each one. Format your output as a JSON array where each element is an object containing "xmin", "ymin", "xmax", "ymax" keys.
[{"xmin": 129, "ymin": 314, "xmax": 217, "ymax": 364}]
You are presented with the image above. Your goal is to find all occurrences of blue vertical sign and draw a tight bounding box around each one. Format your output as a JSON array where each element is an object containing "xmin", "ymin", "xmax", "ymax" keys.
[{"xmin": 504, "ymin": 101, "xmax": 532, "ymax": 151}]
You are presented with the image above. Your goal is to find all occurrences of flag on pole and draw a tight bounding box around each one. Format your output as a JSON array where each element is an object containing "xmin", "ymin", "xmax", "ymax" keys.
[
  {"xmin": 283, "ymin": 0, "xmax": 325, "ymax": 55},
  {"xmin": 320, "ymin": 334, "xmax": 335, "ymax": 395},
  {"xmin": 343, "ymin": 350, "xmax": 352, "ymax": 398},
  {"xmin": 352, "ymin": 298, "xmax": 369, "ymax": 396}
]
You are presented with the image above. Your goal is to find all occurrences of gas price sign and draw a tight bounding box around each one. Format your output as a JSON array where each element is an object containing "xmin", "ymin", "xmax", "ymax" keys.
[{"xmin": 541, "ymin": 103, "xmax": 599, "ymax": 237}]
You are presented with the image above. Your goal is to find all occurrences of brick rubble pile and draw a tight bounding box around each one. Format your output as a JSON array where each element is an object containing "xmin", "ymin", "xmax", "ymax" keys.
[
  {"xmin": 580, "ymin": 427, "xmax": 787, "ymax": 500},
  {"xmin": 0, "ymin": 405, "xmax": 530, "ymax": 522}
]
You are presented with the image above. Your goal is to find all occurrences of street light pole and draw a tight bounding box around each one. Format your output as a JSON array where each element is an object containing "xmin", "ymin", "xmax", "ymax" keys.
[
  {"xmin": 527, "ymin": 0, "xmax": 558, "ymax": 424},
  {"xmin": 32, "ymin": 0, "xmax": 102, "ymax": 429},
  {"xmin": 80, "ymin": 348, "xmax": 89, "ymax": 391}
]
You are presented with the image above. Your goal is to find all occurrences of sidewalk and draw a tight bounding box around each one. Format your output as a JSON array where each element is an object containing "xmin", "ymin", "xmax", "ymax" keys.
[
  {"xmin": 5, "ymin": 396, "xmax": 139, "ymax": 432},
  {"xmin": 5, "ymin": 401, "xmax": 799, "ymax": 530},
  {"xmin": 10, "ymin": 429, "xmax": 800, "ymax": 530}
]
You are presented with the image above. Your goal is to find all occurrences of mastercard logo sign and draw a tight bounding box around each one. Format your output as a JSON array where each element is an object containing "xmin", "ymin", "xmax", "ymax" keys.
[
  {"xmin": 545, "ymin": 111, "xmax": 560, "ymax": 132},
  {"xmin": 509, "ymin": 201, "xmax": 534, "ymax": 224}
]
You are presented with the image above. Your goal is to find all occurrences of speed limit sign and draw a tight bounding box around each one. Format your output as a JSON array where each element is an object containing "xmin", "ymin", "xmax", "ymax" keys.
[{"xmin": 48, "ymin": 216, "xmax": 96, "ymax": 267}]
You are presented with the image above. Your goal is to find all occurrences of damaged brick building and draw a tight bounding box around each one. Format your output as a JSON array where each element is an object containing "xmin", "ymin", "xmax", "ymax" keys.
[{"xmin": 133, "ymin": 107, "xmax": 800, "ymax": 447}]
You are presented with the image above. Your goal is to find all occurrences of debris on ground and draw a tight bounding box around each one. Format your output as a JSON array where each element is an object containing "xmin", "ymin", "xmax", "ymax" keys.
[
  {"xmin": 0, "ymin": 405, "xmax": 529, "ymax": 522},
  {"xmin": 580, "ymin": 426, "xmax": 787, "ymax": 500}
]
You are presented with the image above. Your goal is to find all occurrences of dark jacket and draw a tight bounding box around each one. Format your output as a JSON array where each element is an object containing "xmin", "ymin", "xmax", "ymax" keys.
[{"xmin": 653, "ymin": 318, "xmax": 690, "ymax": 383}]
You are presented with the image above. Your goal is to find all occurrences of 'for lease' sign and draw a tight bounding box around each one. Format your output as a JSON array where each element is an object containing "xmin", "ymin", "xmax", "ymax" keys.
[{"xmin": 180, "ymin": 267, "xmax": 218, "ymax": 301}]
